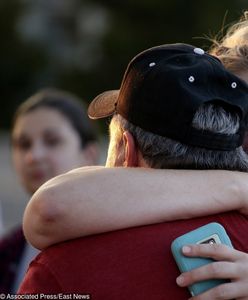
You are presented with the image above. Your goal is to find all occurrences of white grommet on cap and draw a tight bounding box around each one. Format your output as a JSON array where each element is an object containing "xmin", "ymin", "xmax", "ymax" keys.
[
  {"xmin": 231, "ymin": 82, "xmax": 237, "ymax": 88},
  {"xmin": 149, "ymin": 62, "xmax": 156, "ymax": 67},
  {"xmin": 193, "ymin": 48, "xmax": 205, "ymax": 55},
  {"xmin": 188, "ymin": 76, "xmax": 195, "ymax": 82}
]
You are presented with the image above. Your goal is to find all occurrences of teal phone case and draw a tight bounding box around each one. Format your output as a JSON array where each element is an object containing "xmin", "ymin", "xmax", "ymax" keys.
[{"xmin": 171, "ymin": 222, "xmax": 233, "ymax": 297}]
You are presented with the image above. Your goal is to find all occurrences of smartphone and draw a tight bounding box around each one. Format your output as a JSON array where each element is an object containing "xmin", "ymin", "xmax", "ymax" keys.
[{"xmin": 171, "ymin": 222, "xmax": 233, "ymax": 297}]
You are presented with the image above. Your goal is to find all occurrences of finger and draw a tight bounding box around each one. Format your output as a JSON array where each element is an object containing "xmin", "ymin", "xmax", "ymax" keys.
[
  {"xmin": 182, "ymin": 244, "xmax": 245, "ymax": 262},
  {"xmin": 176, "ymin": 261, "xmax": 238, "ymax": 287},
  {"xmin": 189, "ymin": 281, "xmax": 247, "ymax": 300}
]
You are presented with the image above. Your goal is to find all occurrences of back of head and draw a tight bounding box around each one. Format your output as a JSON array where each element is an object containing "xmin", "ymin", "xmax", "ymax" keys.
[
  {"xmin": 109, "ymin": 105, "xmax": 248, "ymax": 171},
  {"xmin": 88, "ymin": 43, "xmax": 248, "ymax": 171},
  {"xmin": 12, "ymin": 88, "xmax": 97, "ymax": 149}
]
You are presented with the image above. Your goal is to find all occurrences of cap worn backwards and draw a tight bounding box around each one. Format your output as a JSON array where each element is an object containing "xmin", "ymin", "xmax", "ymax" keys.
[{"xmin": 88, "ymin": 43, "xmax": 248, "ymax": 151}]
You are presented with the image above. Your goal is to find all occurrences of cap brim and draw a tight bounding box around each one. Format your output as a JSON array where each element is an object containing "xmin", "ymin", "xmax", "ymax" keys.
[{"xmin": 88, "ymin": 90, "xmax": 119, "ymax": 119}]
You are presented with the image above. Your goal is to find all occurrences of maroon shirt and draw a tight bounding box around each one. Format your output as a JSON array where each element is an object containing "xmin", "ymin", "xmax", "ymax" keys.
[
  {"xmin": 0, "ymin": 226, "xmax": 26, "ymax": 293},
  {"xmin": 19, "ymin": 212, "xmax": 248, "ymax": 299}
]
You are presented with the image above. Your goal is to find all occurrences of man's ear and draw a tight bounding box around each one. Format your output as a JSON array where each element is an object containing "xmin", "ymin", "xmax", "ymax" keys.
[{"xmin": 122, "ymin": 131, "xmax": 138, "ymax": 167}]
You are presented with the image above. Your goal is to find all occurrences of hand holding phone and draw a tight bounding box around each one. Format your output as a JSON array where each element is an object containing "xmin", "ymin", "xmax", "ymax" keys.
[{"xmin": 171, "ymin": 222, "xmax": 233, "ymax": 297}]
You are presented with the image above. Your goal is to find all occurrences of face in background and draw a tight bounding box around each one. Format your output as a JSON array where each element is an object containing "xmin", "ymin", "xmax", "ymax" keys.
[{"xmin": 12, "ymin": 107, "xmax": 92, "ymax": 194}]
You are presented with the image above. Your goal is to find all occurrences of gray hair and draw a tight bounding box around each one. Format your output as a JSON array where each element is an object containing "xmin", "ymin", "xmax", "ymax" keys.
[{"xmin": 109, "ymin": 103, "xmax": 248, "ymax": 171}]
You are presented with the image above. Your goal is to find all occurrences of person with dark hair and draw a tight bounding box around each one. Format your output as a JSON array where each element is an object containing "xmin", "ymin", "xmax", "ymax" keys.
[
  {"xmin": 19, "ymin": 44, "xmax": 248, "ymax": 299},
  {"xmin": 12, "ymin": 88, "xmax": 98, "ymax": 195},
  {"xmin": 0, "ymin": 88, "xmax": 98, "ymax": 292}
]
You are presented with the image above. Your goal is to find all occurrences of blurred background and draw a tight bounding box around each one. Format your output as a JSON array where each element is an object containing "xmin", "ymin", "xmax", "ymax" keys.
[{"xmin": 0, "ymin": 0, "xmax": 247, "ymax": 234}]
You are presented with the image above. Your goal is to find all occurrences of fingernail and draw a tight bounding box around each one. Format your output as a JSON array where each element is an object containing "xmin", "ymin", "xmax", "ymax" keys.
[
  {"xmin": 182, "ymin": 246, "xmax": 191, "ymax": 254},
  {"xmin": 176, "ymin": 275, "xmax": 184, "ymax": 286}
]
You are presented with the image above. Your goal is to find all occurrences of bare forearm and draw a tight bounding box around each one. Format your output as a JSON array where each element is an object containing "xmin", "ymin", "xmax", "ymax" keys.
[{"xmin": 23, "ymin": 167, "xmax": 247, "ymax": 249}]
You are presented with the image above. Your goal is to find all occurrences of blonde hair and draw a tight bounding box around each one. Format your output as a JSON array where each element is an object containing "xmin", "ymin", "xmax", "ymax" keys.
[{"xmin": 210, "ymin": 11, "xmax": 248, "ymax": 74}]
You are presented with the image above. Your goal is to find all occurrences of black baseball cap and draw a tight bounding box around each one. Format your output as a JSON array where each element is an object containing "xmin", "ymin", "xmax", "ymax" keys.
[{"xmin": 88, "ymin": 43, "xmax": 248, "ymax": 150}]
